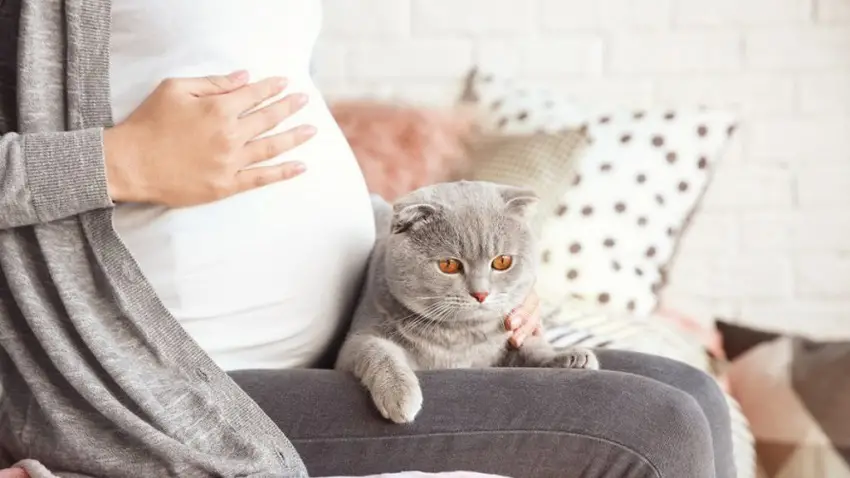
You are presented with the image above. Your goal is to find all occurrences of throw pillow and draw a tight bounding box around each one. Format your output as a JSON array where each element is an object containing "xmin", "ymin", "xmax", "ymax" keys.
[
  {"xmin": 330, "ymin": 100, "xmax": 475, "ymax": 201},
  {"xmin": 461, "ymin": 69, "xmax": 737, "ymax": 316},
  {"xmin": 464, "ymin": 129, "xmax": 589, "ymax": 231},
  {"xmin": 716, "ymin": 321, "xmax": 850, "ymax": 478}
]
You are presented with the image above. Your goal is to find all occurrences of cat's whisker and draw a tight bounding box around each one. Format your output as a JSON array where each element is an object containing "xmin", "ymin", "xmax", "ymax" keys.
[
  {"xmin": 399, "ymin": 302, "xmax": 457, "ymax": 337},
  {"xmin": 414, "ymin": 309, "xmax": 453, "ymax": 338},
  {"xmin": 396, "ymin": 304, "xmax": 441, "ymax": 326},
  {"xmin": 398, "ymin": 302, "xmax": 450, "ymax": 327}
]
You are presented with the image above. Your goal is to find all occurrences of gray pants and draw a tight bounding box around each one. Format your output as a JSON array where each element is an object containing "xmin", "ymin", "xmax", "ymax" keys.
[{"xmin": 230, "ymin": 350, "xmax": 735, "ymax": 478}]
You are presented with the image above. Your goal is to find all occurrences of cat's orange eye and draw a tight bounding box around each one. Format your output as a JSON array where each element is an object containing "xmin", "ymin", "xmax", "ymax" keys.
[
  {"xmin": 491, "ymin": 255, "xmax": 513, "ymax": 271},
  {"xmin": 438, "ymin": 259, "xmax": 462, "ymax": 274}
]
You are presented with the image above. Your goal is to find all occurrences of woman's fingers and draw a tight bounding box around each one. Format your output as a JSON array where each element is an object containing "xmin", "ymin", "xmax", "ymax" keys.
[
  {"xmin": 233, "ymin": 161, "xmax": 307, "ymax": 194},
  {"xmin": 221, "ymin": 76, "xmax": 288, "ymax": 115},
  {"xmin": 238, "ymin": 93, "xmax": 309, "ymax": 141},
  {"xmin": 507, "ymin": 293, "xmax": 542, "ymax": 348},
  {"xmin": 231, "ymin": 124, "xmax": 316, "ymax": 192},
  {"xmin": 240, "ymin": 125, "xmax": 316, "ymax": 166},
  {"xmin": 509, "ymin": 313, "xmax": 540, "ymax": 348},
  {"xmin": 181, "ymin": 70, "xmax": 251, "ymax": 96},
  {"xmin": 510, "ymin": 314, "xmax": 540, "ymax": 347},
  {"xmin": 505, "ymin": 290, "xmax": 540, "ymax": 330}
]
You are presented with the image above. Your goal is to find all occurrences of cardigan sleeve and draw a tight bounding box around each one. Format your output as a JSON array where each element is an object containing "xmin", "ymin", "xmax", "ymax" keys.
[{"xmin": 0, "ymin": 128, "xmax": 114, "ymax": 230}]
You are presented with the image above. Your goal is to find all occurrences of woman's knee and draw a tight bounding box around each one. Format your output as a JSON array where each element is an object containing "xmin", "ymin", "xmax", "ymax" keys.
[
  {"xmin": 620, "ymin": 375, "xmax": 716, "ymax": 478},
  {"xmin": 483, "ymin": 368, "xmax": 718, "ymax": 478},
  {"xmin": 598, "ymin": 350, "xmax": 731, "ymax": 425},
  {"xmin": 677, "ymin": 363, "xmax": 731, "ymax": 432}
]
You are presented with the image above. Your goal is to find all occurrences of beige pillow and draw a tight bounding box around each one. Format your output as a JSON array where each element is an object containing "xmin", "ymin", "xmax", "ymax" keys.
[{"xmin": 464, "ymin": 129, "xmax": 589, "ymax": 230}]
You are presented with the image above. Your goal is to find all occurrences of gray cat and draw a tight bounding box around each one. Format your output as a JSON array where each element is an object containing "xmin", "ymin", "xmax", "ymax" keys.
[{"xmin": 336, "ymin": 181, "xmax": 599, "ymax": 424}]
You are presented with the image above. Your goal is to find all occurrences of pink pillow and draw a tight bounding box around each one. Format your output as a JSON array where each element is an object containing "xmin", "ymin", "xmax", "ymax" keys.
[{"xmin": 330, "ymin": 100, "xmax": 475, "ymax": 201}]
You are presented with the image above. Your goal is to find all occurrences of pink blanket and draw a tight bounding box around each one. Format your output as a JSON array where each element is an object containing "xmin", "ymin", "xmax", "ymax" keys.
[
  {"xmin": 0, "ymin": 470, "xmax": 26, "ymax": 478},
  {"xmin": 325, "ymin": 474, "xmax": 509, "ymax": 478},
  {"xmin": 0, "ymin": 470, "xmax": 509, "ymax": 478}
]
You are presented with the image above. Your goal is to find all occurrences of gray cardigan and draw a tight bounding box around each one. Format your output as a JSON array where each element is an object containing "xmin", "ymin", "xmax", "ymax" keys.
[{"xmin": 0, "ymin": 1, "xmax": 308, "ymax": 476}]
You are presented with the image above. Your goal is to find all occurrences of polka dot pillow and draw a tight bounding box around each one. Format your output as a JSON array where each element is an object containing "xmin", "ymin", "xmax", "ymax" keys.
[{"xmin": 461, "ymin": 69, "xmax": 737, "ymax": 316}]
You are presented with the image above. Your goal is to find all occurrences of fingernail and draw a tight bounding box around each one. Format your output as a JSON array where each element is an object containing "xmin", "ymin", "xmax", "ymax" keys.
[
  {"xmin": 274, "ymin": 77, "xmax": 288, "ymax": 91},
  {"xmin": 299, "ymin": 125, "xmax": 317, "ymax": 137},
  {"xmin": 230, "ymin": 70, "xmax": 249, "ymax": 82},
  {"xmin": 293, "ymin": 93, "xmax": 309, "ymax": 106},
  {"xmin": 291, "ymin": 162, "xmax": 307, "ymax": 174},
  {"xmin": 506, "ymin": 317, "xmax": 516, "ymax": 330}
]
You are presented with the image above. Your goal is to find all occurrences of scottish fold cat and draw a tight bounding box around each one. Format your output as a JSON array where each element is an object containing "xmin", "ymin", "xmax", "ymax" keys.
[{"xmin": 336, "ymin": 181, "xmax": 599, "ymax": 424}]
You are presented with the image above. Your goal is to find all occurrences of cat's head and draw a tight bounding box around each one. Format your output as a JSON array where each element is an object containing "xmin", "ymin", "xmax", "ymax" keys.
[{"xmin": 384, "ymin": 181, "xmax": 538, "ymax": 323}]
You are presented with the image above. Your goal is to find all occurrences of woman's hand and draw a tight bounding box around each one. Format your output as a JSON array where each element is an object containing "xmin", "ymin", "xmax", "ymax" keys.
[
  {"xmin": 505, "ymin": 290, "xmax": 542, "ymax": 348},
  {"xmin": 104, "ymin": 70, "xmax": 315, "ymax": 206}
]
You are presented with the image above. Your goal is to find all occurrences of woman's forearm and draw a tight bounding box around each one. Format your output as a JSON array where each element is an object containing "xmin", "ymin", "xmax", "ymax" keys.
[{"xmin": 0, "ymin": 129, "xmax": 113, "ymax": 230}]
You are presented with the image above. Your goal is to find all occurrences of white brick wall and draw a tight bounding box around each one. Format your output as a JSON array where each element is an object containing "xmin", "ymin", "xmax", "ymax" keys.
[{"xmin": 315, "ymin": 0, "xmax": 850, "ymax": 338}]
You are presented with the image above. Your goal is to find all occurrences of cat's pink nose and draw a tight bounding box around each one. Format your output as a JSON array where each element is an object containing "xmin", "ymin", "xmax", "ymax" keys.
[{"xmin": 471, "ymin": 291, "xmax": 489, "ymax": 303}]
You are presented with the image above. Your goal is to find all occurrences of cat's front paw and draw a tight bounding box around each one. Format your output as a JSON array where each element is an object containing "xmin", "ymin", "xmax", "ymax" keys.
[
  {"xmin": 547, "ymin": 348, "xmax": 600, "ymax": 370},
  {"xmin": 370, "ymin": 376, "xmax": 423, "ymax": 424}
]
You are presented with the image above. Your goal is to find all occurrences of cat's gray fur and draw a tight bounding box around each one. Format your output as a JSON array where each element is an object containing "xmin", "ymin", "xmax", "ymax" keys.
[{"xmin": 336, "ymin": 181, "xmax": 599, "ymax": 424}]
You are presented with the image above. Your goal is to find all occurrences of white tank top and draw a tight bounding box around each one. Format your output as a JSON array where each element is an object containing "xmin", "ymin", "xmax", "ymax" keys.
[{"xmin": 109, "ymin": 0, "xmax": 375, "ymax": 371}]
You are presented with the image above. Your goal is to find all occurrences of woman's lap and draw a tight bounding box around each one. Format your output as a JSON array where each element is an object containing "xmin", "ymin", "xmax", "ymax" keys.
[{"xmin": 229, "ymin": 350, "xmax": 733, "ymax": 478}]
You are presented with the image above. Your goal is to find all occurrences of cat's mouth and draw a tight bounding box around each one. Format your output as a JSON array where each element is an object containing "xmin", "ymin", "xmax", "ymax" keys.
[{"xmin": 412, "ymin": 296, "xmax": 509, "ymax": 324}]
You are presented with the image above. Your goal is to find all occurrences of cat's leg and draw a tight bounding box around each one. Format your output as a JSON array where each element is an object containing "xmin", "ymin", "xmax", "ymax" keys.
[
  {"xmin": 501, "ymin": 335, "xmax": 599, "ymax": 370},
  {"xmin": 336, "ymin": 333, "xmax": 423, "ymax": 424}
]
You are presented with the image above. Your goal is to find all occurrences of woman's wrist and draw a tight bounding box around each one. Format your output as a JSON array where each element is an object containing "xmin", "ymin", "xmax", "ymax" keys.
[{"xmin": 103, "ymin": 124, "xmax": 145, "ymax": 203}]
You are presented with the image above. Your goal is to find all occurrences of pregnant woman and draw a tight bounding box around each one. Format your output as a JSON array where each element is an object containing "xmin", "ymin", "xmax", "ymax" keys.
[{"xmin": 0, "ymin": 1, "xmax": 735, "ymax": 477}]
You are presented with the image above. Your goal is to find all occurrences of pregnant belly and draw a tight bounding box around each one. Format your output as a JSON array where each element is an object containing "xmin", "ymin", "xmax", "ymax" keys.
[{"xmin": 113, "ymin": 97, "xmax": 375, "ymax": 368}]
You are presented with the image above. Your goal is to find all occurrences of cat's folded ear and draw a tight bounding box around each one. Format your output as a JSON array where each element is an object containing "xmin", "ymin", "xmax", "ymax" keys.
[
  {"xmin": 499, "ymin": 186, "xmax": 539, "ymax": 220},
  {"xmin": 391, "ymin": 202, "xmax": 439, "ymax": 234}
]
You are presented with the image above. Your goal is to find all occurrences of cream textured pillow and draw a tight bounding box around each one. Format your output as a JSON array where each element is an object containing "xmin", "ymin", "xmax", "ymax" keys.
[
  {"xmin": 465, "ymin": 130, "xmax": 589, "ymax": 231},
  {"xmin": 462, "ymin": 69, "xmax": 737, "ymax": 316}
]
